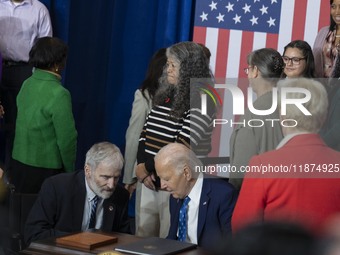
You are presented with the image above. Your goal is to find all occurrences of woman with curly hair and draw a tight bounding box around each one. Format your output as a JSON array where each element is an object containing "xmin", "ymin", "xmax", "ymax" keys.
[
  {"xmin": 229, "ymin": 48, "xmax": 284, "ymax": 190},
  {"xmin": 135, "ymin": 41, "xmax": 216, "ymax": 238}
]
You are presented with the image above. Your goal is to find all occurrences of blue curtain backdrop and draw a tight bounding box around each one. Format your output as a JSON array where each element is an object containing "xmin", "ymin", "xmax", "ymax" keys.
[
  {"xmin": 40, "ymin": 0, "xmax": 195, "ymax": 169},
  {"xmin": 39, "ymin": 0, "xmax": 70, "ymax": 41}
]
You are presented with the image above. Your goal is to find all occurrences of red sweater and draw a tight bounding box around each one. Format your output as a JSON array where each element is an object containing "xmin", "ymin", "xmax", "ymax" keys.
[{"xmin": 232, "ymin": 134, "xmax": 340, "ymax": 234}]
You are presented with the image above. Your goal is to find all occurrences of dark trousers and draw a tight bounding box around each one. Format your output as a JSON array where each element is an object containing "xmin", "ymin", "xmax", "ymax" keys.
[
  {"xmin": 8, "ymin": 159, "xmax": 62, "ymax": 194},
  {"xmin": 0, "ymin": 64, "xmax": 33, "ymax": 170}
]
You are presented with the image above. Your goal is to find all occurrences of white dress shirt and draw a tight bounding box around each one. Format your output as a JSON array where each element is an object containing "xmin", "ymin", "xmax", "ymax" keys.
[
  {"xmin": 185, "ymin": 173, "xmax": 203, "ymax": 244},
  {"xmin": 81, "ymin": 179, "xmax": 104, "ymax": 230},
  {"xmin": 0, "ymin": 0, "xmax": 52, "ymax": 61}
]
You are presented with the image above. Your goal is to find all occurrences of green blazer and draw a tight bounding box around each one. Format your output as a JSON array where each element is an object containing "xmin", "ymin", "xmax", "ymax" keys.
[{"xmin": 12, "ymin": 69, "xmax": 77, "ymax": 172}]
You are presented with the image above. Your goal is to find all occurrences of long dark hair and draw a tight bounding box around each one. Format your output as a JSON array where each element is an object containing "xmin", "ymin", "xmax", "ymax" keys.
[
  {"xmin": 140, "ymin": 48, "xmax": 167, "ymax": 101},
  {"xmin": 330, "ymin": 0, "xmax": 337, "ymax": 31},
  {"xmin": 282, "ymin": 40, "xmax": 316, "ymax": 78}
]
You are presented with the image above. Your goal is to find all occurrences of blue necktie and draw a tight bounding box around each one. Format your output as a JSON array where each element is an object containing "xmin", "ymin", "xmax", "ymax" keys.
[
  {"xmin": 89, "ymin": 195, "xmax": 98, "ymax": 229},
  {"xmin": 178, "ymin": 196, "xmax": 190, "ymax": 242}
]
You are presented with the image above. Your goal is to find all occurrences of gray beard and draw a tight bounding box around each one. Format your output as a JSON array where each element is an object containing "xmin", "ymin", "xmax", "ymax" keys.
[{"xmin": 87, "ymin": 178, "xmax": 114, "ymax": 200}]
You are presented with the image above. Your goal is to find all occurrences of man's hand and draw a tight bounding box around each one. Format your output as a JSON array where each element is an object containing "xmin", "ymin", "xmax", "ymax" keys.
[
  {"xmin": 0, "ymin": 103, "xmax": 4, "ymax": 118},
  {"xmin": 136, "ymin": 163, "xmax": 155, "ymax": 190},
  {"xmin": 124, "ymin": 182, "xmax": 137, "ymax": 197}
]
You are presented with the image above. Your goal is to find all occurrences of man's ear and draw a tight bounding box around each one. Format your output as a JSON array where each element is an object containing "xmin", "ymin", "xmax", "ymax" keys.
[
  {"xmin": 84, "ymin": 164, "xmax": 91, "ymax": 177},
  {"xmin": 183, "ymin": 165, "xmax": 192, "ymax": 181},
  {"xmin": 253, "ymin": 65, "xmax": 259, "ymax": 78}
]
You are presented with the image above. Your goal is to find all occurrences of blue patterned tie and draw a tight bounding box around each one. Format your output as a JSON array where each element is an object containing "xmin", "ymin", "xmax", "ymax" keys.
[
  {"xmin": 178, "ymin": 196, "xmax": 190, "ymax": 242},
  {"xmin": 89, "ymin": 195, "xmax": 98, "ymax": 229}
]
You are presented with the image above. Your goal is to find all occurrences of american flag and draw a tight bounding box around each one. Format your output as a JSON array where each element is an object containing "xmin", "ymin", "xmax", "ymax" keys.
[{"xmin": 193, "ymin": 0, "xmax": 329, "ymax": 158}]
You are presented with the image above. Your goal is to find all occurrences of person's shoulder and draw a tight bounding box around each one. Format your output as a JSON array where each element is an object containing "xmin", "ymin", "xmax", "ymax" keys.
[
  {"xmin": 49, "ymin": 81, "xmax": 71, "ymax": 97},
  {"xmin": 31, "ymin": 0, "xmax": 49, "ymax": 10},
  {"xmin": 115, "ymin": 183, "xmax": 128, "ymax": 193},
  {"xmin": 112, "ymin": 184, "xmax": 129, "ymax": 201},
  {"xmin": 319, "ymin": 26, "xmax": 330, "ymax": 33},
  {"xmin": 253, "ymin": 91, "xmax": 274, "ymax": 108},
  {"xmin": 108, "ymin": 184, "xmax": 129, "ymax": 208},
  {"xmin": 44, "ymin": 171, "xmax": 82, "ymax": 185},
  {"xmin": 323, "ymin": 141, "xmax": 340, "ymax": 157},
  {"xmin": 316, "ymin": 26, "xmax": 330, "ymax": 38},
  {"xmin": 133, "ymin": 89, "xmax": 151, "ymax": 106},
  {"xmin": 250, "ymin": 148, "xmax": 275, "ymax": 163},
  {"xmin": 203, "ymin": 175, "xmax": 235, "ymax": 192},
  {"xmin": 141, "ymin": 89, "xmax": 152, "ymax": 102},
  {"xmin": 57, "ymin": 84, "xmax": 71, "ymax": 94},
  {"xmin": 134, "ymin": 89, "xmax": 143, "ymax": 97}
]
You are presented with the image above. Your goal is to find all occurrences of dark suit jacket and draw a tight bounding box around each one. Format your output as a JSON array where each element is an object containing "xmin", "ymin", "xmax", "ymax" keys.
[
  {"xmin": 167, "ymin": 176, "xmax": 237, "ymax": 250},
  {"xmin": 24, "ymin": 171, "xmax": 130, "ymax": 245},
  {"xmin": 320, "ymin": 85, "xmax": 340, "ymax": 151}
]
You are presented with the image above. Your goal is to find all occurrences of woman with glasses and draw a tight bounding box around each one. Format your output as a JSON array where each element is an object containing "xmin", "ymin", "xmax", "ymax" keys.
[
  {"xmin": 229, "ymin": 48, "xmax": 284, "ymax": 190},
  {"xmin": 313, "ymin": 0, "xmax": 340, "ymax": 78},
  {"xmin": 282, "ymin": 40, "xmax": 315, "ymax": 78}
]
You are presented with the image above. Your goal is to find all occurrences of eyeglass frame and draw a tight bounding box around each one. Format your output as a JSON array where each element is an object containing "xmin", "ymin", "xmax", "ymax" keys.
[
  {"xmin": 282, "ymin": 56, "xmax": 306, "ymax": 65},
  {"xmin": 243, "ymin": 66, "xmax": 253, "ymax": 75}
]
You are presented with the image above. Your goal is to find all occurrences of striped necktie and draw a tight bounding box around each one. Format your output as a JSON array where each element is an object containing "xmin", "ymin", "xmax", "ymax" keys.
[
  {"xmin": 178, "ymin": 196, "xmax": 190, "ymax": 242},
  {"xmin": 89, "ymin": 195, "xmax": 98, "ymax": 229}
]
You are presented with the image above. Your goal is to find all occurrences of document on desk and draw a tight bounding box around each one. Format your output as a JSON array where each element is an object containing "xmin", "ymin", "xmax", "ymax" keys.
[{"xmin": 114, "ymin": 237, "xmax": 197, "ymax": 255}]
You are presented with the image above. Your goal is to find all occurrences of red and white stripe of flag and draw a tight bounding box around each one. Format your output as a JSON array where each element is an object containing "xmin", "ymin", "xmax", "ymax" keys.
[{"xmin": 193, "ymin": 0, "xmax": 329, "ymax": 157}]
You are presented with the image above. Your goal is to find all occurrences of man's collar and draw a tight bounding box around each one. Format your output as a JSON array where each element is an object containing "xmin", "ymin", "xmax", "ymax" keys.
[
  {"xmin": 84, "ymin": 177, "xmax": 97, "ymax": 201},
  {"xmin": 276, "ymin": 132, "xmax": 312, "ymax": 149},
  {"xmin": 187, "ymin": 173, "xmax": 203, "ymax": 204},
  {"xmin": 4, "ymin": 0, "xmax": 32, "ymax": 6}
]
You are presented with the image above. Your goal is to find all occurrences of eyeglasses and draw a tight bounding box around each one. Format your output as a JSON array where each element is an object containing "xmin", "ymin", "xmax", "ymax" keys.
[
  {"xmin": 243, "ymin": 66, "xmax": 252, "ymax": 75},
  {"xmin": 282, "ymin": 56, "xmax": 306, "ymax": 65},
  {"xmin": 331, "ymin": 3, "xmax": 340, "ymax": 10}
]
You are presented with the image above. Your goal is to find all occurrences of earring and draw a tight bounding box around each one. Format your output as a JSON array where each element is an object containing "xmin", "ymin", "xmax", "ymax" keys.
[{"xmin": 55, "ymin": 67, "xmax": 59, "ymax": 73}]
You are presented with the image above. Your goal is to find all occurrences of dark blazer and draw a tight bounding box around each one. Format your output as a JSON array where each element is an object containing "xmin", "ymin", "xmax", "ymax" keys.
[
  {"xmin": 167, "ymin": 176, "xmax": 237, "ymax": 250},
  {"xmin": 24, "ymin": 171, "xmax": 130, "ymax": 245},
  {"xmin": 320, "ymin": 85, "xmax": 340, "ymax": 151}
]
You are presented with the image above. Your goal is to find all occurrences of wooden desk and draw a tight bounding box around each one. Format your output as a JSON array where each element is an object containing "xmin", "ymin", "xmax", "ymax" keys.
[{"xmin": 20, "ymin": 231, "xmax": 211, "ymax": 255}]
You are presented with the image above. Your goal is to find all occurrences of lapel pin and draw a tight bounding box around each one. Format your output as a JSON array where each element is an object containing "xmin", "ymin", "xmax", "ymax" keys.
[
  {"xmin": 109, "ymin": 206, "xmax": 114, "ymax": 211},
  {"xmin": 203, "ymin": 201, "xmax": 207, "ymax": 205}
]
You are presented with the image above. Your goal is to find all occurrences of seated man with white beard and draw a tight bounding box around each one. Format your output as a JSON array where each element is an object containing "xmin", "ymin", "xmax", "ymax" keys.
[{"xmin": 24, "ymin": 142, "xmax": 131, "ymax": 245}]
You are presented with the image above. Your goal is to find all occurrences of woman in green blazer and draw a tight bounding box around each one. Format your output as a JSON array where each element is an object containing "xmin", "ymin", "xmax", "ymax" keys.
[{"xmin": 10, "ymin": 37, "xmax": 77, "ymax": 193}]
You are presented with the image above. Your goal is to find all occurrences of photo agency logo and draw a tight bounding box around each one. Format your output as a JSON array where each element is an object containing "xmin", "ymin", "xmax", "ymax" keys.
[
  {"xmin": 199, "ymin": 79, "xmax": 312, "ymax": 128},
  {"xmin": 199, "ymin": 83, "xmax": 223, "ymax": 114}
]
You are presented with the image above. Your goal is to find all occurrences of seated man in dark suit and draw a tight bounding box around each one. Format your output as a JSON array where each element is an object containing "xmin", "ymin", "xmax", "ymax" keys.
[
  {"xmin": 154, "ymin": 143, "xmax": 237, "ymax": 251},
  {"xmin": 24, "ymin": 142, "xmax": 130, "ymax": 245}
]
